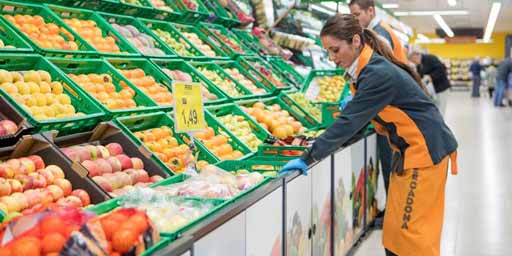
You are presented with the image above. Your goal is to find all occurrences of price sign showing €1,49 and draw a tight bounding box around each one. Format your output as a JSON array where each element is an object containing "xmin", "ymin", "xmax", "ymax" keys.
[{"xmin": 173, "ymin": 81, "xmax": 206, "ymax": 133}]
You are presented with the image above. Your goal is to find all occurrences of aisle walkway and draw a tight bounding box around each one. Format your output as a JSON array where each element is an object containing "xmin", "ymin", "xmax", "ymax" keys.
[{"xmin": 354, "ymin": 92, "xmax": 512, "ymax": 256}]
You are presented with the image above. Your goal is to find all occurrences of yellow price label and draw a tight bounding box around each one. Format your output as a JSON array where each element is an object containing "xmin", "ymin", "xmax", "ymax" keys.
[{"xmin": 172, "ymin": 81, "xmax": 206, "ymax": 133}]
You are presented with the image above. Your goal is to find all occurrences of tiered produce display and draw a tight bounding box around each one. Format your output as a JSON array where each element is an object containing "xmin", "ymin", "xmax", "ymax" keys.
[{"xmin": 0, "ymin": 1, "xmax": 349, "ymax": 255}]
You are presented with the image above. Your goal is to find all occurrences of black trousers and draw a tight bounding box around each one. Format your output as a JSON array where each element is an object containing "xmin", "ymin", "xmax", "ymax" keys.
[{"xmin": 386, "ymin": 249, "xmax": 398, "ymax": 256}]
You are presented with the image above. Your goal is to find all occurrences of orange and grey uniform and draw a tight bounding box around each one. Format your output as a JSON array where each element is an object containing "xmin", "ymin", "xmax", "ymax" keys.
[
  {"xmin": 372, "ymin": 20, "xmax": 408, "ymax": 64},
  {"xmin": 301, "ymin": 45, "xmax": 458, "ymax": 256}
]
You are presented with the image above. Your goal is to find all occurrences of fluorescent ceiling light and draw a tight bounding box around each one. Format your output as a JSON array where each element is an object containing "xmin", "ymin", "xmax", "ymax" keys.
[
  {"xmin": 382, "ymin": 3, "xmax": 399, "ymax": 9},
  {"xmin": 395, "ymin": 10, "xmax": 469, "ymax": 16},
  {"xmin": 311, "ymin": 4, "xmax": 336, "ymax": 16},
  {"xmin": 417, "ymin": 33, "xmax": 431, "ymax": 42},
  {"xmin": 483, "ymin": 2, "xmax": 501, "ymax": 43},
  {"xmin": 448, "ymin": 0, "xmax": 457, "ymax": 7},
  {"xmin": 433, "ymin": 14, "xmax": 454, "ymax": 37}
]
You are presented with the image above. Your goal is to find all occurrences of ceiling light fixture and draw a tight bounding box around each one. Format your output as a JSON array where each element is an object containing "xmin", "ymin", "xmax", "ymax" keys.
[
  {"xmin": 433, "ymin": 14, "xmax": 454, "ymax": 37},
  {"xmin": 382, "ymin": 3, "xmax": 399, "ymax": 9},
  {"xmin": 447, "ymin": 0, "xmax": 457, "ymax": 7},
  {"xmin": 483, "ymin": 2, "xmax": 501, "ymax": 43},
  {"xmin": 395, "ymin": 10, "xmax": 469, "ymax": 16},
  {"xmin": 417, "ymin": 33, "xmax": 431, "ymax": 42}
]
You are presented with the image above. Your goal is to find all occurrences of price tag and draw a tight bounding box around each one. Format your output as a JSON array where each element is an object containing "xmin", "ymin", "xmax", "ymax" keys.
[{"xmin": 173, "ymin": 81, "xmax": 206, "ymax": 133}]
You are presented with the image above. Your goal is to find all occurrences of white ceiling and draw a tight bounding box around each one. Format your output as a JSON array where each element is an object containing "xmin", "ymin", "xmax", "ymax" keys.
[{"xmin": 380, "ymin": 0, "xmax": 512, "ymax": 34}]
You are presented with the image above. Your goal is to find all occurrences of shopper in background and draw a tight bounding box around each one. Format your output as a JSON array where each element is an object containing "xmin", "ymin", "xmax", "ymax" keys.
[
  {"xmin": 279, "ymin": 14, "xmax": 458, "ymax": 256},
  {"xmin": 494, "ymin": 54, "xmax": 512, "ymax": 107},
  {"xmin": 409, "ymin": 51, "xmax": 451, "ymax": 115},
  {"xmin": 485, "ymin": 64, "xmax": 497, "ymax": 99},
  {"xmin": 349, "ymin": 0, "xmax": 408, "ymax": 216},
  {"xmin": 470, "ymin": 57, "xmax": 482, "ymax": 97}
]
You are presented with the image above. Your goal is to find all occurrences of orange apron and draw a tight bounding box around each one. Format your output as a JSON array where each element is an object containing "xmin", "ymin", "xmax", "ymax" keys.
[
  {"xmin": 350, "ymin": 45, "xmax": 458, "ymax": 256},
  {"xmin": 379, "ymin": 22, "xmax": 408, "ymax": 64}
]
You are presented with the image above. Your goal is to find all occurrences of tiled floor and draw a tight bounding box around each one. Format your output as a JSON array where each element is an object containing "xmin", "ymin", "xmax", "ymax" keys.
[{"xmin": 354, "ymin": 91, "xmax": 512, "ymax": 256}]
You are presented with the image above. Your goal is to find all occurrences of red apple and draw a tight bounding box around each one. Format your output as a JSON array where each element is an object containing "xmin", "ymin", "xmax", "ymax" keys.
[
  {"xmin": 71, "ymin": 189, "xmax": 90, "ymax": 206},
  {"xmin": 0, "ymin": 125, "xmax": 6, "ymax": 136},
  {"xmin": 75, "ymin": 146, "xmax": 91, "ymax": 162},
  {"xmin": 38, "ymin": 169, "xmax": 55, "ymax": 185},
  {"xmin": 23, "ymin": 189, "xmax": 42, "ymax": 208},
  {"xmin": 1, "ymin": 196, "xmax": 20, "ymax": 213},
  {"xmin": 106, "ymin": 157, "xmax": 122, "ymax": 173},
  {"xmin": 39, "ymin": 189, "xmax": 54, "ymax": 206},
  {"xmin": 0, "ymin": 201, "xmax": 8, "ymax": 214},
  {"xmin": 135, "ymin": 169, "xmax": 150, "ymax": 183},
  {"xmin": 57, "ymin": 195, "xmax": 82, "ymax": 208},
  {"xmin": 10, "ymin": 192, "xmax": 28, "ymax": 211},
  {"xmin": 19, "ymin": 157, "xmax": 36, "ymax": 174},
  {"xmin": 82, "ymin": 160, "xmax": 100, "ymax": 177},
  {"xmin": 131, "ymin": 158, "xmax": 144, "ymax": 170},
  {"xmin": 116, "ymin": 154, "xmax": 132, "ymax": 170},
  {"xmin": 124, "ymin": 169, "xmax": 138, "ymax": 185},
  {"xmin": 95, "ymin": 159, "xmax": 112, "ymax": 175},
  {"xmin": 150, "ymin": 175, "xmax": 164, "ymax": 183},
  {"xmin": 8, "ymin": 179, "xmax": 22, "ymax": 193},
  {"xmin": 45, "ymin": 165, "xmax": 65, "ymax": 179},
  {"xmin": 86, "ymin": 145, "xmax": 99, "ymax": 160},
  {"xmin": 0, "ymin": 164, "xmax": 14, "ymax": 178},
  {"xmin": 27, "ymin": 155, "xmax": 45, "ymax": 170},
  {"xmin": 28, "ymin": 173, "xmax": 47, "ymax": 189},
  {"xmin": 106, "ymin": 143, "xmax": 123, "ymax": 156},
  {"xmin": 117, "ymin": 172, "xmax": 132, "ymax": 187},
  {"xmin": 46, "ymin": 185, "xmax": 65, "ymax": 200},
  {"xmin": 62, "ymin": 148, "xmax": 80, "ymax": 162},
  {"xmin": 92, "ymin": 176, "xmax": 112, "ymax": 192},
  {"xmin": 97, "ymin": 145, "xmax": 110, "ymax": 159},
  {"xmin": 18, "ymin": 175, "xmax": 34, "ymax": 191},
  {"xmin": 0, "ymin": 180, "xmax": 11, "ymax": 196},
  {"xmin": 53, "ymin": 178, "xmax": 72, "ymax": 196},
  {"xmin": 6, "ymin": 159, "xmax": 22, "ymax": 174},
  {"xmin": 0, "ymin": 120, "xmax": 18, "ymax": 134}
]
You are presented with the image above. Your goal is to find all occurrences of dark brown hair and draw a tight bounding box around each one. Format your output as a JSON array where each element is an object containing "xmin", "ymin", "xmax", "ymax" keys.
[
  {"xmin": 320, "ymin": 14, "xmax": 424, "ymax": 89},
  {"xmin": 348, "ymin": 0, "xmax": 374, "ymax": 10}
]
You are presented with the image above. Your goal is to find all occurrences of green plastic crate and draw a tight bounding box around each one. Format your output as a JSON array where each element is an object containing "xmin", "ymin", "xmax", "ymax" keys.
[
  {"xmin": 0, "ymin": 54, "xmax": 105, "ymax": 135},
  {"xmin": 301, "ymin": 69, "xmax": 347, "ymax": 103},
  {"xmin": 47, "ymin": 5, "xmax": 140, "ymax": 58},
  {"xmin": 198, "ymin": 23, "xmax": 253, "ymax": 57},
  {"xmin": 98, "ymin": 12, "xmax": 177, "ymax": 58},
  {"xmin": 49, "ymin": 57, "xmax": 163, "ymax": 119},
  {"xmin": 0, "ymin": 1, "xmax": 97, "ymax": 57},
  {"xmin": 268, "ymin": 56, "xmax": 305, "ymax": 86},
  {"xmin": 172, "ymin": 23, "xmax": 229, "ymax": 60},
  {"xmin": 138, "ymin": 18, "xmax": 204, "ymax": 59},
  {"xmin": 280, "ymin": 91, "xmax": 322, "ymax": 124},
  {"xmin": 194, "ymin": 110, "xmax": 253, "ymax": 162},
  {"xmin": 256, "ymin": 145, "xmax": 306, "ymax": 158},
  {"xmin": 115, "ymin": 112, "xmax": 219, "ymax": 175},
  {"xmin": 173, "ymin": 0, "xmax": 209, "ymax": 23},
  {"xmin": 0, "ymin": 18, "xmax": 32, "ymax": 53},
  {"xmin": 108, "ymin": 0, "xmax": 155, "ymax": 18},
  {"xmin": 201, "ymin": 0, "xmax": 239, "ymax": 27},
  {"xmin": 214, "ymin": 60, "xmax": 273, "ymax": 98},
  {"xmin": 216, "ymin": 159, "xmax": 286, "ymax": 174},
  {"xmin": 144, "ymin": 0, "xmax": 182, "ymax": 22},
  {"xmin": 206, "ymin": 103, "xmax": 270, "ymax": 152},
  {"xmin": 237, "ymin": 96, "xmax": 319, "ymax": 130},
  {"xmin": 232, "ymin": 29, "xmax": 267, "ymax": 55},
  {"xmin": 149, "ymin": 58, "xmax": 228, "ymax": 105},
  {"xmin": 189, "ymin": 62, "xmax": 254, "ymax": 101},
  {"xmin": 237, "ymin": 56, "xmax": 292, "ymax": 93}
]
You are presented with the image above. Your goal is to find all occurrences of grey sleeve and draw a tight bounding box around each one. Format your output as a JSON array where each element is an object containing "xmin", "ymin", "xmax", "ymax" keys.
[{"xmin": 301, "ymin": 68, "xmax": 396, "ymax": 165}]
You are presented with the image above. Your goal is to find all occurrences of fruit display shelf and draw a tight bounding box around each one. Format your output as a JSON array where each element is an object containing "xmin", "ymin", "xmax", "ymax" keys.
[
  {"xmin": 198, "ymin": 22, "xmax": 253, "ymax": 58},
  {"xmin": 214, "ymin": 60, "xmax": 273, "ymax": 98},
  {"xmin": 107, "ymin": 58, "xmax": 174, "ymax": 111},
  {"xmin": 255, "ymin": 145, "xmax": 307, "ymax": 160},
  {"xmin": 172, "ymin": 23, "xmax": 229, "ymax": 60},
  {"xmin": 88, "ymin": 182, "xmax": 228, "ymax": 241},
  {"xmin": 0, "ymin": 96, "xmax": 34, "ymax": 147},
  {"xmin": 237, "ymin": 55, "xmax": 293, "ymax": 92},
  {"xmin": 0, "ymin": 54, "xmax": 106, "ymax": 135},
  {"xmin": 98, "ymin": 12, "xmax": 178, "ymax": 58},
  {"xmin": 49, "ymin": 57, "xmax": 164, "ymax": 119},
  {"xmin": 150, "ymin": 58, "xmax": 228, "ymax": 105},
  {"xmin": 115, "ymin": 112, "xmax": 218, "ymax": 175},
  {"xmin": 279, "ymin": 91, "xmax": 322, "ymax": 124},
  {"xmin": 216, "ymin": 159, "xmax": 287, "ymax": 177},
  {"xmin": 201, "ymin": 0, "xmax": 240, "ymax": 27},
  {"xmin": 47, "ymin": 5, "xmax": 141, "ymax": 58},
  {"xmin": 232, "ymin": 28, "xmax": 268, "ymax": 56},
  {"xmin": 0, "ymin": 1, "xmax": 97, "ymax": 58},
  {"xmin": 189, "ymin": 61, "xmax": 255, "ymax": 101},
  {"xmin": 144, "ymin": 0, "xmax": 182, "ymax": 22},
  {"xmin": 0, "ymin": 18, "xmax": 33, "ymax": 53},
  {"xmin": 103, "ymin": 0, "xmax": 155, "ymax": 19},
  {"xmin": 206, "ymin": 103, "xmax": 270, "ymax": 152},
  {"xmin": 138, "ymin": 18, "xmax": 205, "ymax": 59},
  {"xmin": 46, "ymin": 121, "xmax": 172, "ymax": 198},
  {"xmin": 173, "ymin": 0, "xmax": 210, "ymax": 24},
  {"xmin": 0, "ymin": 134, "xmax": 110, "ymax": 220},
  {"xmin": 267, "ymin": 56, "xmax": 306, "ymax": 86}
]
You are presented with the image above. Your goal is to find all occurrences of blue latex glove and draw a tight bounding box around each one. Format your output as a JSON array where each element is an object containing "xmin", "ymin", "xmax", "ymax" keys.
[
  {"xmin": 339, "ymin": 95, "xmax": 353, "ymax": 111},
  {"xmin": 279, "ymin": 158, "xmax": 308, "ymax": 176}
]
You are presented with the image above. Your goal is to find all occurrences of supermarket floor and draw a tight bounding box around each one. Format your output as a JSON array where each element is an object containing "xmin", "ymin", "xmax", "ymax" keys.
[{"xmin": 354, "ymin": 91, "xmax": 512, "ymax": 256}]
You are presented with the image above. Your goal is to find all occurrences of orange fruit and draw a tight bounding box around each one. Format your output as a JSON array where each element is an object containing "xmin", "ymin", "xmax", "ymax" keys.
[
  {"xmin": 101, "ymin": 218, "xmax": 121, "ymax": 241},
  {"xmin": 129, "ymin": 213, "xmax": 149, "ymax": 234},
  {"xmin": 42, "ymin": 232, "xmax": 66, "ymax": 253},
  {"xmin": 62, "ymin": 224, "xmax": 80, "ymax": 238},
  {"xmin": 11, "ymin": 236, "xmax": 41, "ymax": 256},
  {"xmin": 40, "ymin": 216, "xmax": 66, "ymax": 236},
  {"xmin": 112, "ymin": 229, "xmax": 138, "ymax": 253},
  {"xmin": 0, "ymin": 247, "xmax": 12, "ymax": 256}
]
